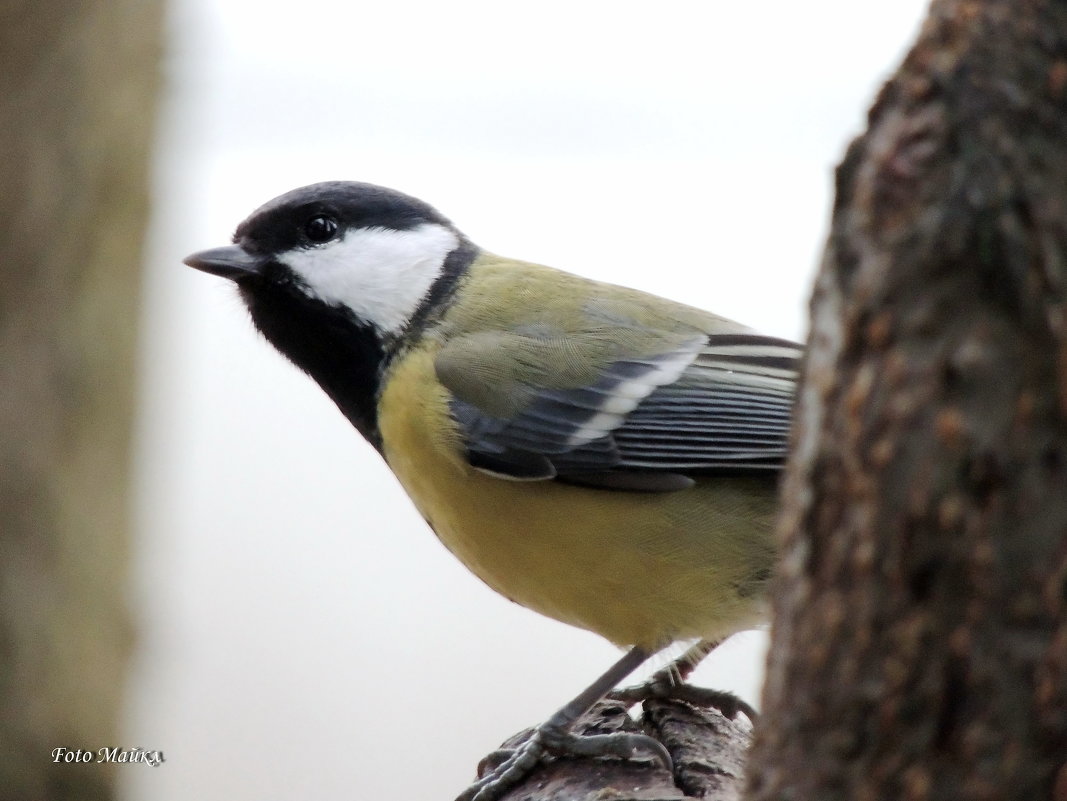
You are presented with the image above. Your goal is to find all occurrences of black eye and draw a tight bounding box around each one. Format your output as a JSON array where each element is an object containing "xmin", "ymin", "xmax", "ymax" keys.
[{"xmin": 304, "ymin": 214, "xmax": 339, "ymax": 243}]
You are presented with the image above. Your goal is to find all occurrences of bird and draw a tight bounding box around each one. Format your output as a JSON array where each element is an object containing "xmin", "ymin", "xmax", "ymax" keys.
[{"xmin": 184, "ymin": 180, "xmax": 800, "ymax": 800}]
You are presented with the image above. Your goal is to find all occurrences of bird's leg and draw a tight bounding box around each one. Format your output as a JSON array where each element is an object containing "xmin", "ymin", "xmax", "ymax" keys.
[
  {"xmin": 455, "ymin": 645, "xmax": 671, "ymax": 801},
  {"xmin": 609, "ymin": 637, "xmax": 758, "ymax": 721},
  {"xmin": 651, "ymin": 638, "xmax": 721, "ymax": 691}
]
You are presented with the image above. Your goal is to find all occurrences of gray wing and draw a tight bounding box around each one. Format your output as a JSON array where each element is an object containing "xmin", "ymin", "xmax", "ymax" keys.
[{"xmin": 439, "ymin": 332, "xmax": 801, "ymax": 492}]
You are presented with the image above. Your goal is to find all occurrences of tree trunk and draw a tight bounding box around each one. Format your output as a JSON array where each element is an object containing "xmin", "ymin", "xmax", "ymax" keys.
[
  {"xmin": 747, "ymin": 1, "xmax": 1067, "ymax": 799},
  {"xmin": 0, "ymin": 1, "xmax": 162, "ymax": 798}
]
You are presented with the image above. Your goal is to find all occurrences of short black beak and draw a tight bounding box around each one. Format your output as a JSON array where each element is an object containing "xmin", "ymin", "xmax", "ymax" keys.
[{"xmin": 183, "ymin": 245, "xmax": 262, "ymax": 280}]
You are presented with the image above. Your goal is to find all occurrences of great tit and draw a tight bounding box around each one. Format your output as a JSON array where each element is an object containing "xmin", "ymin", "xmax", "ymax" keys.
[{"xmin": 185, "ymin": 181, "xmax": 800, "ymax": 800}]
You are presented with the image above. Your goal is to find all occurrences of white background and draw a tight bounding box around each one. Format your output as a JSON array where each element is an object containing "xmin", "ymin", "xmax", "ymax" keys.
[{"xmin": 125, "ymin": 2, "xmax": 930, "ymax": 799}]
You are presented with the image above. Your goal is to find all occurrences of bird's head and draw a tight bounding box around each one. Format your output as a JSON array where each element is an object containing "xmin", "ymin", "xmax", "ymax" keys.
[
  {"xmin": 184, "ymin": 180, "xmax": 473, "ymax": 340},
  {"xmin": 183, "ymin": 181, "xmax": 476, "ymax": 446}
]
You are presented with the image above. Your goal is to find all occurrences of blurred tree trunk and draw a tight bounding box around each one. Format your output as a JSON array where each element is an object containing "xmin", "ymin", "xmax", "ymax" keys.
[
  {"xmin": 0, "ymin": 1, "xmax": 162, "ymax": 799},
  {"xmin": 747, "ymin": 1, "xmax": 1067, "ymax": 799}
]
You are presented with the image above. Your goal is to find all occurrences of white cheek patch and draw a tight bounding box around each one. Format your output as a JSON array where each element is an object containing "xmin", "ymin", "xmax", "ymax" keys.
[{"xmin": 279, "ymin": 223, "xmax": 460, "ymax": 334}]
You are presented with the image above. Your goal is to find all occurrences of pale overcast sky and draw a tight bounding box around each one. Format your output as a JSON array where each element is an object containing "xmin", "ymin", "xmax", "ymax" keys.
[{"xmin": 125, "ymin": 2, "xmax": 930, "ymax": 799}]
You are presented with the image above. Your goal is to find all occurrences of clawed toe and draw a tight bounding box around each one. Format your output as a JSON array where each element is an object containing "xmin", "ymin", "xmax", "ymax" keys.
[
  {"xmin": 459, "ymin": 720, "xmax": 673, "ymax": 801},
  {"xmin": 608, "ymin": 683, "xmax": 757, "ymax": 721},
  {"xmin": 674, "ymin": 686, "xmax": 758, "ymax": 721},
  {"xmin": 540, "ymin": 725, "xmax": 673, "ymax": 769},
  {"xmin": 457, "ymin": 733, "xmax": 548, "ymax": 801}
]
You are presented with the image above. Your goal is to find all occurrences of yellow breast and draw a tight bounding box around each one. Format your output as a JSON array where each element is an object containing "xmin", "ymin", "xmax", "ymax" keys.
[{"xmin": 378, "ymin": 345, "xmax": 776, "ymax": 650}]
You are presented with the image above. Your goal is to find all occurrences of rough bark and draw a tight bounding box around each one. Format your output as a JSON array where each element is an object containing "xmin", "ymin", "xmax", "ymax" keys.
[
  {"xmin": 0, "ymin": 0, "xmax": 162, "ymax": 798},
  {"xmin": 747, "ymin": 1, "xmax": 1067, "ymax": 799}
]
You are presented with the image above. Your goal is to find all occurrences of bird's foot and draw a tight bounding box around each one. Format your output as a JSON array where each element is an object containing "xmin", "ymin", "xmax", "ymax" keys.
[
  {"xmin": 608, "ymin": 680, "xmax": 757, "ymax": 722},
  {"xmin": 456, "ymin": 718, "xmax": 672, "ymax": 801},
  {"xmin": 605, "ymin": 638, "xmax": 757, "ymax": 722}
]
